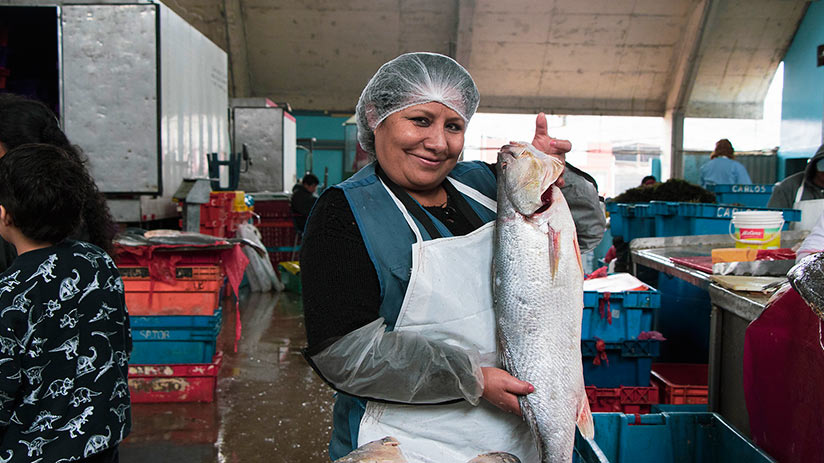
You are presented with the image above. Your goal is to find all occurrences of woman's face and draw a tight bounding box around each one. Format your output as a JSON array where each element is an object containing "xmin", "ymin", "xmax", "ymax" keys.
[{"xmin": 374, "ymin": 102, "xmax": 465, "ymax": 193}]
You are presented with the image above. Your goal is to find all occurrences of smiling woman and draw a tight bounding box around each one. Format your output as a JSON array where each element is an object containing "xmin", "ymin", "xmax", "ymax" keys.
[
  {"xmin": 299, "ymin": 52, "xmax": 599, "ymax": 462},
  {"xmin": 373, "ymin": 103, "xmax": 465, "ymax": 205}
]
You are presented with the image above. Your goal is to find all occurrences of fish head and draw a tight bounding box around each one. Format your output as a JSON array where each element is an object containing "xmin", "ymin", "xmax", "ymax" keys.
[
  {"xmin": 787, "ymin": 251, "xmax": 824, "ymax": 321},
  {"xmin": 497, "ymin": 142, "xmax": 564, "ymax": 216}
]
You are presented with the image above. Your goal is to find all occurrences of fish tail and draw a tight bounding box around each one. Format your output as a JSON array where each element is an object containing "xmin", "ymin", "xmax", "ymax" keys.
[{"xmin": 576, "ymin": 385, "xmax": 595, "ymax": 439}]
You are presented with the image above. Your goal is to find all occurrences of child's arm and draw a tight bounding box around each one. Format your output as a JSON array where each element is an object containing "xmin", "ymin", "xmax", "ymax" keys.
[{"xmin": 0, "ymin": 321, "xmax": 21, "ymax": 428}]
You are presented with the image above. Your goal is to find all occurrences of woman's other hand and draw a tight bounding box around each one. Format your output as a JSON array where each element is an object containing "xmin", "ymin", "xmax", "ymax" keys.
[
  {"xmin": 531, "ymin": 112, "xmax": 571, "ymax": 187},
  {"xmin": 480, "ymin": 367, "xmax": 534, "ymax": 416}
]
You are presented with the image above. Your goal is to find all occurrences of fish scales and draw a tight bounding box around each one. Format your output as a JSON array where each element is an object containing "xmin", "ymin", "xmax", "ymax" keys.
[{"xmin": 494, "ymin": 142, "xmax": 593, "ymax": 463}]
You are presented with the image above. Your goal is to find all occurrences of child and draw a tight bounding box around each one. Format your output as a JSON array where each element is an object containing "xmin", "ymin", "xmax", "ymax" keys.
[{"xmin": 0, "ymin": 144, "xmax": 131, "ymax": 462}]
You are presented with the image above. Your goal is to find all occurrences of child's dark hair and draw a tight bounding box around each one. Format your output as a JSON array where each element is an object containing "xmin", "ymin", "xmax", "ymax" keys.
[
  {"xmin": 0, "ymin": 144, "xmax": 95, "ymax": 247},
  {"xmin": 0, "ymin": 93, "xmax": 116, "ymax": 253}
]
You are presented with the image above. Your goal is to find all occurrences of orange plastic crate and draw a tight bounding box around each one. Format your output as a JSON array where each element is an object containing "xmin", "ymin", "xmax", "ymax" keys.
[
  {"xmin": 122, "ymin": 266, "xmax": 223, "ymax": 316},
  {"xmin": 651, "ymin": 363, "xmax": 708, "ymax": 405},
  {"xmin": 586, "ymin": 385, "xmax": 659, "ymax": 414}
]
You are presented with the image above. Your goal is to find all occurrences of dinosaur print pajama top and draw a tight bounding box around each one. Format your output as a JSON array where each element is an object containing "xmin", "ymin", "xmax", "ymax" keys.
[{"xmin": 0, "ymin": 240, "xmax": 132, "ymax": 462}]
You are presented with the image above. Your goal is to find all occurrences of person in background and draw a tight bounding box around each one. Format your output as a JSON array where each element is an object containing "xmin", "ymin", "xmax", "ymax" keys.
[
  {"xmin": 301, "ymin": 52, "xmax": 604, "ymax": 461},
  {"xmin": 0, "ymin": 144, "xmax": 131, "ymax": 463},
  {"xmin": 767, "ymin": 144, "xmax": 824, "ymax": 231},
  {"xmin": 796, "ymin": 209, "xmax": 824, "ymax": 262},
  {"xmin": 0, "ymin": 93, "xmax": 117, "ymax": 272},
  {"xmin": 699, "ymin": 139, "xmax": 752, "ymax": 188},
  {"xmin": 290, "ymin": 173, "xmax": 320, "ymax": 233},
  {"xmin": 641, "ymin": 175, "xmax": 657, "ymax": 186}
]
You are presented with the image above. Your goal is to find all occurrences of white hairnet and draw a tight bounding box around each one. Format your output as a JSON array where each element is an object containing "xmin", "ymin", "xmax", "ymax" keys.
[{"xmin": 356, "ymin": 52, "xmax": 480, "ymax": 155}]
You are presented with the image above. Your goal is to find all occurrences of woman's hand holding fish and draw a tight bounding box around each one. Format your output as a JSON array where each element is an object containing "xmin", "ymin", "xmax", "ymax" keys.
[
  {"xmin": 530, "ymin": 112, "xmax": 570, "ymax": 187},
  {"xmin": 480, "ymin": 367, "xmax": 534, "ymax": 416}
]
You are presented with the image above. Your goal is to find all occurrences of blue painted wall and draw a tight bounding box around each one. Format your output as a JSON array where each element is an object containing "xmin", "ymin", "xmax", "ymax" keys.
[
  {"xmin": 779, "ymin": 1, "xmax": 824, "ymax": 179},
  {"xmin": 294, "ymin": 114, "xmax": 350, "ymax": 189}
]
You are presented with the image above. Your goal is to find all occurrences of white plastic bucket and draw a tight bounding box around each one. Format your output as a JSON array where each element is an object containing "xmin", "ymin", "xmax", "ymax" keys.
[{"xmin": 729, "ymin": 211, "xmax": 784, "ymax": 249}]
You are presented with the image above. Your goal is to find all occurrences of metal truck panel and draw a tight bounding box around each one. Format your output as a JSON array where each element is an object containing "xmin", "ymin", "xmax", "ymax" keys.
[
  {"xmin": 159, "ymin": 2, "xmax": 228, "ymax": 199},
  {"xmin": 61, "ymin": 3, "xmax": 160, "ymax": 194},
  {"xmin": 233, "ymin": 106, "xmax": 296, "ymax": 192}
]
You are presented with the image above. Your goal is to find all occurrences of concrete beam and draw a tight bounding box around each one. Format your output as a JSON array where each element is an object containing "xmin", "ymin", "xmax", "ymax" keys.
[
  {"xmin": 224, "ymin": 0, "xmax": 251, "ymax": 97},
  {"xmin": 665, "ymin": 0, "xmax": 718, "ymax": 113},
  {"xmin": 454, "ymin": 0, "xmax": 475, "ymax": 66}
]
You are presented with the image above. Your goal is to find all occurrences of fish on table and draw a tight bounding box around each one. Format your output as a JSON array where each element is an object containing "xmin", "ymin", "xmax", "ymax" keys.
[{"xmin": 493, "ymin": 142, "xmax": 594, "ymax": 463}]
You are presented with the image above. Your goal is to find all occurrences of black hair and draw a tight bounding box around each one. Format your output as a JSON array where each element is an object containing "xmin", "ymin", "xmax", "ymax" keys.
[
  {"xmin": 302, "ymin": 174, "xmax": 320, "ymax": 186},
  {"xmin": 0, "ymin": 93, "xmax": 116, "ymax": 254},
  {"xmin": 641, "ymin": 175, "xmax": 657, "ymax": 184},
  {"xmin": 0, "ymin": 144, "xmax": 93, "ymax": 245}
]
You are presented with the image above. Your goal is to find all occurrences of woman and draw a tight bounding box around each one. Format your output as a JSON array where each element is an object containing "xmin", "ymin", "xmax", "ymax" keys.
[
  {"xmin": 301, "ymin": 53, "xmax": 599, "ymax": 461},
  {"xmin": 699, "ymin": 138, "xmax": 752, "ymax": 188},
  {"xmin": 0, "ymin": 93, "xmax": 117, "ymax": 270}
]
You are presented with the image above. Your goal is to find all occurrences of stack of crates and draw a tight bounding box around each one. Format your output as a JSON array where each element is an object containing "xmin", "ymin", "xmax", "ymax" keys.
[
  {"xmin": 122, "ymin": 265, "xmax": 224, "ymax": 403},
  {"xmin": 582, "ymin": 289, "xmax": 662, "ymax": 413},
  {"xmin": 253, "ymin": 198, "xmax": 299, "ymax": 269},
  {"xmin": 199, "ymin": 191, "xmax": 253, "ymax": 238},
  {"xmin": 608, "ymin": 201, "xmax": 799, "ymax": 241}
]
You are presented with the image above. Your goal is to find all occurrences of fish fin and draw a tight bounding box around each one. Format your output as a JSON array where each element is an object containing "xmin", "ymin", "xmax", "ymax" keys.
[
  {"xmin": 548, "ymin": 227, "xmax": 560, "ymax": 280},
  {"xmin": 519, "ymin": 397, "xmax": 546, "ymax": 462},
  {"xmin": 573, "ymin": 235, "xmax": 584, "ymax": 275},
  {"xmin": 576, "ymin": 386, "xmax": 595, "ymax": 439}
]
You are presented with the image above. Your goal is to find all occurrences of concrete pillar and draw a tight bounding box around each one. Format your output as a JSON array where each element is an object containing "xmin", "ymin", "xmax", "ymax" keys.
[{"xmin": 665, "ymin": 109, "xmax": 685, "ymax": 180}]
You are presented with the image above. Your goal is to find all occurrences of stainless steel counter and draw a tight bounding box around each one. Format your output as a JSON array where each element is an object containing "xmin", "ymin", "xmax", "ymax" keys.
[{"xmin": 629, "ymin": 231, "xmax": 807, "ymax": 438}]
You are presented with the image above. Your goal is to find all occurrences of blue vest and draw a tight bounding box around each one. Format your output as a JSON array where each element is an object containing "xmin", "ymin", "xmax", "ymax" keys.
[{"xmin": 326, "ymin": 161, "xmax": 497, "ymax": 460}]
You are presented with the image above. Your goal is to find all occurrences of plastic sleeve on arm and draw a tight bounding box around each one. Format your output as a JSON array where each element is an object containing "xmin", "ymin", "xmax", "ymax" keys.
[{"xmin": 309, "ymin": 318, "xmax": 485, "ymax": 405}]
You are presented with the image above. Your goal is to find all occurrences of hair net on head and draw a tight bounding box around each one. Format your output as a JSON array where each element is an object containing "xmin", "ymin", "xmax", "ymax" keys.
[{"xmin": 356, "ymin": 52, "xmax": 480, "ymax": 155}]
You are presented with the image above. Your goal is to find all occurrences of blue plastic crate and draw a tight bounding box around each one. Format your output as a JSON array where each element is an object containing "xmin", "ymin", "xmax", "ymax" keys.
[
  {"xmin": 648, "ymin": 202, "xmax": 799, "ymax": 237},
  {"xmin": 582, "ymin": 290, "xmax": 660, "ymax": 342},
  {"xmin": 581, "ymin": 339, "xmax": 660, "ymax": 387},
  {"xmin": 573, "ymin": 413, "xmax": 775, "ymax": 462},
  {"xmin": 650, "ymin": 404, "xmax": 708, "ymax": 413},
  {"xmin": 707, "ymin": 184, "xmax": 774, "ymax": 208},
  {"xmin": 130, "ymin": 308, "xmax": 223, "ymax": 330},
  {"xmin": 606, "ymin": 203, "xmax": 655, "ymax": 241},
  {"xmin": 130, "ymin": 310, "xmax": 222, "ymax": 364}
]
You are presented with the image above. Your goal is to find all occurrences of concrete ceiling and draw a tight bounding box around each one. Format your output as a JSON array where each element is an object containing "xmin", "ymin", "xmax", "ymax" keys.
[{"xmin": 168, "ymin": 0, "xmax": 810, "ymax": 118}]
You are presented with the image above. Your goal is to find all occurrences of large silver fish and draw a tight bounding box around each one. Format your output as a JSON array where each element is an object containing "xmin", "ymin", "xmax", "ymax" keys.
[
  {"xmin": 788, "ymin": 251, "xmax": 824, "ymax": 320},
  {"xmin": 493, "ymin": 142, "xmax": 594, "ymax": 462},
  {"xmin": 333, "ymin": 437, "xmax": 522, "ymax": 463}
]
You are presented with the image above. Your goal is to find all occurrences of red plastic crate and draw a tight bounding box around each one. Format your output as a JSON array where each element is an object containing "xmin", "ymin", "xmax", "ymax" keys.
[
  {"xmin": 128, "ymin": 352, "xmax": 223, "ymax": 403},
  {"xmin": 116, "ymin": 249, "xmax": 224, "ymax": 267},
  {"xmin": 122, "ymin": 266, "xmax": 223, "ymax": 316},
  {"xmin": 253, "ymin": 199, "xmax": 292, "ymax": 220},
  {"xmin": 585, "ymin": 385, "xmax": 659, "ymax": 414},
  {"xmin": 651, "ymin": 363, "xmax": 708, "ymax": 405},
  {"xmin": 257, "ymin": 221, "xmax": 297, "ymax": 248}
]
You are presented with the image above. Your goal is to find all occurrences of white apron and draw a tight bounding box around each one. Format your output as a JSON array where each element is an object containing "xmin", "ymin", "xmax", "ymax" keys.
[
  {"xmin": 357, "ymin": 178, "xmax": 538, "ymax": 463},
  {"xmin": 791, "ymin": 183, "xmax": 824, "ymax": 231}
]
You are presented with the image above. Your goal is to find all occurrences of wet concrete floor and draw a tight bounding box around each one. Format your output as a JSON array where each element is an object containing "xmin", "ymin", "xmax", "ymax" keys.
[{"xmin": 120, "ymin": 290, "xmax": 335, "ymax": 462}]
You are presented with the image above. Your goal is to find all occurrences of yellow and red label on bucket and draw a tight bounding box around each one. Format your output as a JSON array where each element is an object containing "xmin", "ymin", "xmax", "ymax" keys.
[{"xmin": 730, "ymin": 211, "xmax": 784, "ymax": 250}]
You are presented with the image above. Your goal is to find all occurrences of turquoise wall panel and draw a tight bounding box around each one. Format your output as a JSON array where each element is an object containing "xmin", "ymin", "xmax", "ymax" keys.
[{"xmin": 779, "ymin": 2, "xmax": 824, "ymax": 179}]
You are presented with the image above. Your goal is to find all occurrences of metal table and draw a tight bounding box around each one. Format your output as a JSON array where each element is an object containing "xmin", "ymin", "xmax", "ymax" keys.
[{"xmin": 629, "ymin": 231, "xmax": 807, "ymax": 438}]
